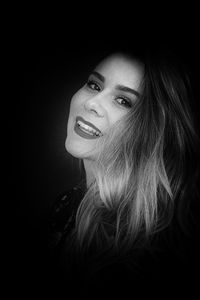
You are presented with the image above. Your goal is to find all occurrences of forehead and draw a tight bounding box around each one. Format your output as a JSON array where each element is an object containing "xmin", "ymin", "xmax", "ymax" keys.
[{"xmin": 94, "ymin": 53, "xmax": 144, "ymax": 89}]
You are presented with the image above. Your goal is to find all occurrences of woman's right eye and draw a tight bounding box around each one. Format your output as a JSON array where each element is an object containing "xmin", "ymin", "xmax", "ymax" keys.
[{"xmin": 86, "ymin": 80, "xmax": 101, "ymax": 91}]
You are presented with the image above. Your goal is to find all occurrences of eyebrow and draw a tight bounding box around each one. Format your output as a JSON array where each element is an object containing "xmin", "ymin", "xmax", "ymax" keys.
[
  {"xmin": 91, "ymin": 71, "xmax": 105, "ymax": 82},
  {"xmin": 115, "ymin": 85, "xmax": 140, "ymax": 98},
  {"xmin": 90, "ymin": 71, "xmax": 140, "ymax": 98}
]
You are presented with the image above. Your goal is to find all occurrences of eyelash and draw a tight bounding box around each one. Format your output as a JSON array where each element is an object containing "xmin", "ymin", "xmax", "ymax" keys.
[{"xmin": 86, "ymin": 79, "xmax": 132, "ymax": 108}]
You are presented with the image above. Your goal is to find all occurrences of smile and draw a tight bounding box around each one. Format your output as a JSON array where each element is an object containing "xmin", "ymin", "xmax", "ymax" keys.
[{"xmin": 74, "ymin": 116, "xmax": 103, "ymax": 140}]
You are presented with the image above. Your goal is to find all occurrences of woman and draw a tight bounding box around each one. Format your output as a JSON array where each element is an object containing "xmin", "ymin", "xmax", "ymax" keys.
[{"xmin": 48, "ymin": 46, "xmax": 200, "ymax": 296}]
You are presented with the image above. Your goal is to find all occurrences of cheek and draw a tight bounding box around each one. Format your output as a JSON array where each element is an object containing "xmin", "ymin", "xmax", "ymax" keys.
[
  {"xmin": 70, "ymin": 89, "xmax": 86, "ymax": 109},
  {"xmin": 109, "ymin": 109, "xmax": 128, "ymax": 127},
  {"xmin": 67, "ymin": 96, "xmax": 80, "ymax": 121},
  {"xmin": 69, "ymin": 95, "xmax": 79, "ymax": 114}
]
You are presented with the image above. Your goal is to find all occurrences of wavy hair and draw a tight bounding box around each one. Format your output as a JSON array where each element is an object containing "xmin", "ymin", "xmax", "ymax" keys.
[{"xmin": 72, "ymin": 50, "xmax": 200, "ymax": 255}]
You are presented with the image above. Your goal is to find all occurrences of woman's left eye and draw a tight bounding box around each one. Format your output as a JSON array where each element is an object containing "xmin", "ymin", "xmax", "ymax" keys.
[{"xmin": 115, "ymin": 97, "xmax": 132, "ymax": 108}]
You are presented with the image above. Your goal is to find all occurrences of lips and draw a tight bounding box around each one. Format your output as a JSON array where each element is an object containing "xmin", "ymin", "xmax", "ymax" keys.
[{"xmin": 75, "ymin": 116, "xmax": 102, "ymax": 134}]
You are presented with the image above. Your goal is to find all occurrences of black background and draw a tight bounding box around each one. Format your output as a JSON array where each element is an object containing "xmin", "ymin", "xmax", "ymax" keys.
[
  {"xmin": 6, "ymin": 6, "xmax": 200, "ymax": 297},
  {"xmin": 13, "ymin": 15, "xmax": 200, "ymax": 220}
]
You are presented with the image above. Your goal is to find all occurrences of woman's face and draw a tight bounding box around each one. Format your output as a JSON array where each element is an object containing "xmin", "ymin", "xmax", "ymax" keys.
[{"xmin": 65, "ymin": 53, "xmax": 144, "ymax": 159}]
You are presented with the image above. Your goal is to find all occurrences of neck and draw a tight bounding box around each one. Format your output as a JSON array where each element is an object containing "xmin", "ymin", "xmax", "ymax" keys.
[{"xmin": 83, "ymin": 159, "xmax": 95, "ymax": 188}]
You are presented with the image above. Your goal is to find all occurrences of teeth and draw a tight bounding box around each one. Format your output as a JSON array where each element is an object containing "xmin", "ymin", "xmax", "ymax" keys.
[{"xmin": 77, "ymin": 120, "xmax": 102, "ymax": 136}]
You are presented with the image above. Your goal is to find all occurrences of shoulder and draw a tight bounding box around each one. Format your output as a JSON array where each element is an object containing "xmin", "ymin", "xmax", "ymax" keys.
[
  {"xmin": 47, "ymin": 180, "xmax": 86, "ymax": 248},
  {"xmin": 51, "ymin": 179, "xmax": 86, "ymax": 221}
]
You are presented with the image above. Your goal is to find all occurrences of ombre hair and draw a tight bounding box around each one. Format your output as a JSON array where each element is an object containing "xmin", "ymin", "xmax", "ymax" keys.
[{"xmin": 71, "ymin": 49, "xmax": 200, "ymax": 255}]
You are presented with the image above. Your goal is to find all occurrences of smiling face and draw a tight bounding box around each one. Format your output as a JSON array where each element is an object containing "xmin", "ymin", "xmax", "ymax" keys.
[{"xmin": 65, "ymin": 53, "xmax": 144, "ymax": 159}]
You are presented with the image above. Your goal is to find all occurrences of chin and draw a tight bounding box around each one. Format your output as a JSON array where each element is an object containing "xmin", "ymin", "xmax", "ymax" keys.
[
  {"xmin": 65, "ymin": 138, "xmax": 94, "ymax": 159},
  {"xmin": 65, "ymin": 139, "xmax": 81, "ymax": 158}
]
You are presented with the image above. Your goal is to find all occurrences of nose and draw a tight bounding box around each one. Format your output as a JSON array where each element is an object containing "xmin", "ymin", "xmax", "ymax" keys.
[{"xmin": 84, "ymin": 94, "xmax": 105, "ymax": 117}]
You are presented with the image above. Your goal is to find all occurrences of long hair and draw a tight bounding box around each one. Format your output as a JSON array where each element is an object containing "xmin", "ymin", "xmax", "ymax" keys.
[{"xmin": 72, "ymin": 50, "xmax": 200, "ymax": 255}]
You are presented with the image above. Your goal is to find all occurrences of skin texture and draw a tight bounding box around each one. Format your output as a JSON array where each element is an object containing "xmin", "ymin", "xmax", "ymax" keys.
[{"xmin": 65, "ymin": 53, "xmax": 144, "ymax": 187}]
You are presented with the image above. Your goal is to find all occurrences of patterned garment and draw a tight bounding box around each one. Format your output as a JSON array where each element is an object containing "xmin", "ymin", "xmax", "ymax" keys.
[{"xmin": 47, "ymin": 179, "xmax": 87, "ymax": 249}]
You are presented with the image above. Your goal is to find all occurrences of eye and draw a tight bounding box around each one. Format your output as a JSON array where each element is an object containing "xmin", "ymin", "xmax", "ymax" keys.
[
  {"xmin": 86, "ymin": 80, "xmax": 101, "ymax": 91},
  {"xmin": 115, "ymin": 96, "xmax": 132, "ymax": 108}
]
